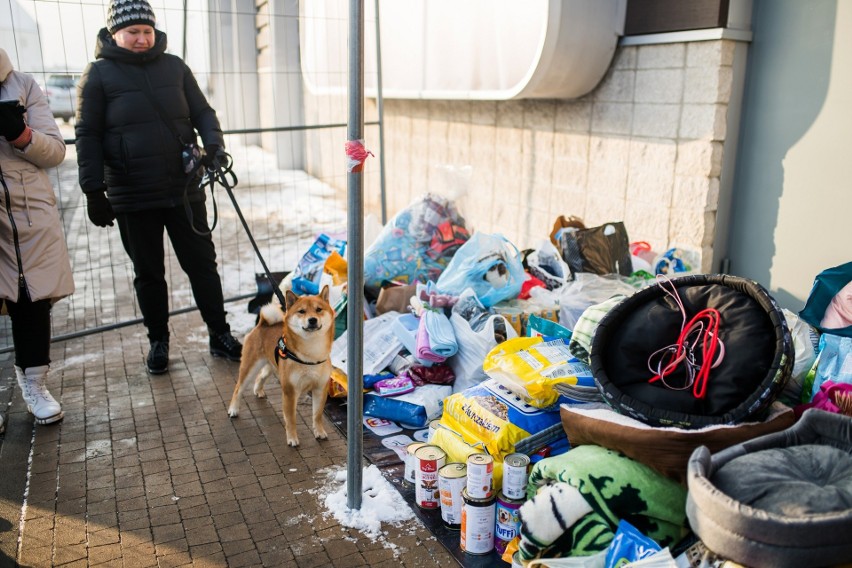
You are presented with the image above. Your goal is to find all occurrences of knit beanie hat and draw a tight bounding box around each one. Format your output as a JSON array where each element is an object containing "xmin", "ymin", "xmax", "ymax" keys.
[{"xmin": 107, "ymin": 0, "xmax": 157, "ymax": 34}]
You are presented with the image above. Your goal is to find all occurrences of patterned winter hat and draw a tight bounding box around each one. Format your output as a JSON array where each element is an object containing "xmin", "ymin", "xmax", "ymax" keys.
[{"xmin": 107, "ymin": 0, "xmax": 157, "ymax": 34}]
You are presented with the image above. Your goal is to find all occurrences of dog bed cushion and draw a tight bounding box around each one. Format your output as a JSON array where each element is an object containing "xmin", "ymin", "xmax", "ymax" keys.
[
  {"xmin": 686, "ymin": 409, "xmax": 852, "ymax": 568},
  {"xmin": 590, "ymin": 274, "xmax": 793, "ymax": 428},
  {"xmin": 559, "ymin": 402, "xmax": 795, "ymax": 483}
]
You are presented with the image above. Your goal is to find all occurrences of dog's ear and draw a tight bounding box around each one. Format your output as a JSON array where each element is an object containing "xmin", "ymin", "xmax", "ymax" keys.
[
  {"xmin": 319, "ymin": 285, "xmax": 330, "ymax": 302},
  {"xmin": 285, "ymin": 290, "xmax": 299, "ymax": 311}
]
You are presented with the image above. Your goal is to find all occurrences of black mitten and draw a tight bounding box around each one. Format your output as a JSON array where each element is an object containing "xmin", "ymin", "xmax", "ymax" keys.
[
  {"xmin": 202, "ymin": 144, "xmax": 223, "ymax": 168},
  {"xmin": 0, "ymin": 101, "xmax": 26, "ymax": 141},
  {"xmin": 86, "ymin": 191, "xmax": 115, "ymax": 227}
]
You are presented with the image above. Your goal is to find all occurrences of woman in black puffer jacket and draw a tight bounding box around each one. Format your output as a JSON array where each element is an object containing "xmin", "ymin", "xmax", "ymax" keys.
[{"xmin": 75, "ymin": 0, "xmax": 242, "ymax": 374}]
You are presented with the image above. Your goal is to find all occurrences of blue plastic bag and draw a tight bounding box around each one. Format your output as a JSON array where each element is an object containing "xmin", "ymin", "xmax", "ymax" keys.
[
  {"xmin": 435, "ymin": 232, "xmax": 525, "ymax": 307},
  {"xmin": 605, "ymin": 520, "xmax": 661, "ymax": 568},
  {"xmin": 800, "ymin": 262, "xmax": 852, "ymax": 338}
]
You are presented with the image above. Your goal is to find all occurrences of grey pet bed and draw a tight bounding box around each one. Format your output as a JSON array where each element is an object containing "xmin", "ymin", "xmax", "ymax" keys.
[{"xmin": 686, "ymin": 409, "xmax": 852, "ymax": 568}]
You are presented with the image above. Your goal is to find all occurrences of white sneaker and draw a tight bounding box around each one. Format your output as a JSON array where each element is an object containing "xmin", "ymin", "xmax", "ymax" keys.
[{"xmin": 15, "ymin": 365, "xmax": 64, "ymax": 425}]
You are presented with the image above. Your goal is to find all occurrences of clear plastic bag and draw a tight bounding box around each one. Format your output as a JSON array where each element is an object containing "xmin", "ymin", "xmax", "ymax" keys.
[{"xmin": 436, "ymin": 232, "xmax": 525, "ymax": 307}]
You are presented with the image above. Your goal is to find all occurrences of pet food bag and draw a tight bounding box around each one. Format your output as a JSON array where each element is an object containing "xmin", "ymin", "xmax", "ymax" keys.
[
  {"xmin": 431, "ymin": 426, "xmax": 505, "ymax": 493},
  {"xmin": 363, "ymin": 384, "xmax": 451, "ymax": 428},
  {"xmin": 435, "ymin": 232, "xmax": 525, "ymax": 308},
  {"xmin": 439, "ymin": 378, "xmax": 564, "ymax": 459},
  {"xmin": 291, "ymin": 234, "xmax": 347, "ymax": 296},
  {"xmin": 483, "ymin": 337, "xmax": 595, "ymax": 408}
]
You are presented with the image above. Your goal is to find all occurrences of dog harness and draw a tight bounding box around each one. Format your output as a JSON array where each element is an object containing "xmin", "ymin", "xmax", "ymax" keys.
[{"xmin": 275, "ymin": 336, "xmax": 327, "ymax": 366}]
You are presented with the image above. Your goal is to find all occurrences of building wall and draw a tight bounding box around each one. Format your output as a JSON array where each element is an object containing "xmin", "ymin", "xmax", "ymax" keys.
[
  {"xmin": 725, "ymin": 0, "xmax": 850, "ymax": 310},
  {"xmin": 303, "ymin": 39, "xmax": 741, "ymax": 272}
]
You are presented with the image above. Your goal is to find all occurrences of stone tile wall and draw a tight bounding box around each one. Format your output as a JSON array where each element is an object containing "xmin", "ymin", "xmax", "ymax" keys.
[{"xmin": 303, "ymin": 40, "xmax": 737, "ymax": 272}]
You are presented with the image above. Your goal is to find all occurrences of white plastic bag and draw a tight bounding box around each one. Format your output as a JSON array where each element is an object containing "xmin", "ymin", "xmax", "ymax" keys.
[
  {"xmin": 781, "ymin": 308, "xmax": 818, "ymax": 401},
  {"xmin": 527, "ymin": 240, "xmax": 571, "ymax": 290},
  {"xmin": 332, "ymin": 311, "xmax": 403, "ymax": 375},
  {"xmin": 449, "ymin": 311, "xmax": 517, "ymax": 393},
  {"xmin": 557, "ymin": 272, "xmax": 638, "ymax": 330}
]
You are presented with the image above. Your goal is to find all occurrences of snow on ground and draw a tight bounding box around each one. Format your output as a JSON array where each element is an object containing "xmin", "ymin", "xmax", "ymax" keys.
[{"xmin": 316, "ymin": 464, "xmax": 415, "ymax": 543}]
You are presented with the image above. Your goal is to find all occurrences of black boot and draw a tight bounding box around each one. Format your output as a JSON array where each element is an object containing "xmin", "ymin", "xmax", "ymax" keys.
[
  {"xmin": 210, "ymin": 331, "xmax": 242, "ymax": 361},
  {"xmin": 147, "ymin": 340, "xmax": 170, "ymax": 374}
]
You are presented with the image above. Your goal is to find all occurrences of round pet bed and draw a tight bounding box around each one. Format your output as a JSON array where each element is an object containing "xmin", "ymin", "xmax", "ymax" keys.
[
  {"xmin": 590, "ymin": 274, "xmax": 792, "ymax": 428},
  {"xmin": 686, "ymin": 409, "xmax": 852, "ymax": 568}
]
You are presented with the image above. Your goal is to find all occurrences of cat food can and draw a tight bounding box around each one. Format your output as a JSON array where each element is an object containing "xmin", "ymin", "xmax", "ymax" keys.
[
  {"xmin": 460, "ymin": 488, "xmax": 496, "ymax": 555},
  {"xmin": 438, "ymin": 462, "xmax": 466, "ymax": 529},
  {"xmin": 428, "ymin": 419, "xmax": 441, "ymax": 443},
  {"xmin": 466, "ymin": 453, "xmax": 494, "ymax": 499},
  {"xmin": 403, "ymin": 442, "xmax": 427, "ymax": 486},
  {"xmin": 502, "ymin": 453, "xmax": 530, "ymax": 500},
  {"xmin": 414, "ymin": 445, "xmax": 446, "ymax": 509},
  {"xmin": 495, "ymin": 492, "xmax": 524, "ymax": 555}
]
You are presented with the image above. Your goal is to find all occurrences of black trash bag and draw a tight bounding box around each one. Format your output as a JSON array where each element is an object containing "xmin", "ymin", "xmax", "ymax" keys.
[{"xmin": 558, "ymin": 221, "xmax": 632, "ymax": 277}]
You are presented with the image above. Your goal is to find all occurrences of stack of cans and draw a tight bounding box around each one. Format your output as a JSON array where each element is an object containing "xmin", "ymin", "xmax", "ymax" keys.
[
  {"xmin": 438, "ymin": 462, "xmax": 466, "ymax": 529},
  {"xmin": 495, "ymin": 453, "xmax": 530, "ymax": 554},
  {"xmin": 461, "ymin": 453, "xmax": 496, "ymax": 554}
]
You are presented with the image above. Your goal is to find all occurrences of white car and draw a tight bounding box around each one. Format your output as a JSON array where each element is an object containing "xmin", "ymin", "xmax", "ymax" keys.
[{"xmin": 44, "ymin": 74, "xmax": 79, "ymax": 123}]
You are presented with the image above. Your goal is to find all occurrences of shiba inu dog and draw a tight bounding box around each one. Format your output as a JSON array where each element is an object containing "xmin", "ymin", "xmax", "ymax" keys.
[{"xmin": 227, "ymin": 286, "xmax": 335, "ymax": 447}]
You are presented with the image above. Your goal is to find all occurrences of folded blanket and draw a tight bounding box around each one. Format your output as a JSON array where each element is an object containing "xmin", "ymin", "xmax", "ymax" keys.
[
  {"xmin": 423, "ymin": 309, "xmax": 458, "ymax": 358},
  {"xmin": 415, "ymin": 311, "xmax": 446, "ymax": 362},
  {"xmin": 520, "ymin": 445, "xmax": 688, "ymax": 560}
]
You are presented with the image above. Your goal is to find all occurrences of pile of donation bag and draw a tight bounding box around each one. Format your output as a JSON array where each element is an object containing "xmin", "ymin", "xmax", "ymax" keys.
[{"xmin": 278, "ymin": 194, "xmax": 852, "ymax": 568}]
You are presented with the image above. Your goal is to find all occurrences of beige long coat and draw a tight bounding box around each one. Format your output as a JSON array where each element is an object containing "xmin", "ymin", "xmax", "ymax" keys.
[{"xmin": 0, "ymin": 48, "xmax": 74, "ymax": 304}]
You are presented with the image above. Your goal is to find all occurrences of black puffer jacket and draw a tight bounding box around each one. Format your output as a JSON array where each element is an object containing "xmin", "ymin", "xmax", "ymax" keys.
[{"xmin": 75, "ymin": 28, "xmax": 224, "ymax": 212}]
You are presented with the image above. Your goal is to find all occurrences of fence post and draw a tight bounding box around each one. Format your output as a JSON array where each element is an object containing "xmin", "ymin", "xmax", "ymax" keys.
[{"xmin": 346, "ymin": 0, "xmax": 365, "ymax": 511}]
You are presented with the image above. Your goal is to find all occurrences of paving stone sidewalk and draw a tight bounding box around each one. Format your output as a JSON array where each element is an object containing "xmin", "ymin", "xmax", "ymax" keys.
[{"xmin": 0, "ymin": 307, "xmax": 456, "ymax": 568}]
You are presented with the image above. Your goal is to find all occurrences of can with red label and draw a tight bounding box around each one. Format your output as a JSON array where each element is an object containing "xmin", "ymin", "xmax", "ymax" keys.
[
  {"xmin": 438, "ymin": 462, "xmax": 466, "ymax": 529},
  {"xmin": 494, "ymin": 491, "xmax": 524, "ymax": 555},
  {"xmin": 414, "ymin": 445, "xmax": 446, "ymax": 509},
  {"xmin": 502, "ymin": 452, "xmax": 530, "ymax": 500},
  {"xmin": 466, "ymin": 453, "xmax": 494, "ymax": 499},
  {"xmin": 460, "ymin": 488, "xmax": 496, "ymax": 555},
  {"xmin": 403, "ymin": 441, "xmax": 427, "ymax": 486}
]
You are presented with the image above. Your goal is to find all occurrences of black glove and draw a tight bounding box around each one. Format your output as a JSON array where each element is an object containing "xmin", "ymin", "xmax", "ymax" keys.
[
  {"xmin": 0, "ymin": 101, "xmax": 27, "ymax": 141},
  {"xmin": 202, "ymin": 144, "xmax": 223, "ymax": 169},
  {"xmin": 86, "ymin": 191, "xmax": 115, "ymax": 227}
]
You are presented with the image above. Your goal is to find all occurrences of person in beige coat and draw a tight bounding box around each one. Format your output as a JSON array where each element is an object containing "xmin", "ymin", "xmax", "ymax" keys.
[{"xmin": 0, "ymin": 47, "xmax": 75, "ymax": 431}]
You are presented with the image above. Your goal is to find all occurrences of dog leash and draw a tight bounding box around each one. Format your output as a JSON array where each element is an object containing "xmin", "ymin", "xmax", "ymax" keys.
[{"xmin": 195, "ymin": 152, "xmax": 289, "ymax": 310}]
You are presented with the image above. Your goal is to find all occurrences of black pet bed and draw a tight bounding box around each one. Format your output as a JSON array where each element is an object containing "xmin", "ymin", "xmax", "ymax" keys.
[
  {"xmin": 590, "ymin": 274, "xmax": 793, "ymax": 428},
  {"xmin": 686, "ymin": 409, "xmax": 852, "ymax": 568}
]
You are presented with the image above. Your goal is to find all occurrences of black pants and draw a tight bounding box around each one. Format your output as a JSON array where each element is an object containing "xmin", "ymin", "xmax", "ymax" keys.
[
  {"xmin": 1, "ymin": 289, "xmax": 51, "ymax": 370},
  {"xmin": 116, "ymin": 202, "xmax": 228, "ymax": 342}
]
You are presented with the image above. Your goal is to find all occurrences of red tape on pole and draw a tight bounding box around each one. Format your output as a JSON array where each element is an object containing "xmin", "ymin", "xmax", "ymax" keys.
[{"xmin": 345, "ymin": 139, "xmax": 374, "ymax": 173}]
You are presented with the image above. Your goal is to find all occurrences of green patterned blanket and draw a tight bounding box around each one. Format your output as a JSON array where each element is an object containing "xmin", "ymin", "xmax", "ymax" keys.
[{"xmin": 519, "ymin": 445, "xmax": 688, "ymax": 560}]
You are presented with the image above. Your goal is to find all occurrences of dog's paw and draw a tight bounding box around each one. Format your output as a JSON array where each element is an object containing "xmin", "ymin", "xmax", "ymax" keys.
[
  {"xmin": 253, "ymin": 385, "xmax": 266, "ymax": 398},
  {"xmin": 227, "ymin": 406, "xmax": 239, "ymax": 418},
  {"xmin": 313, "ymin": 426, "xmax": 328, "ymax": 441},
  {"xmin": 287, "ymin": 437, "xmax": 300, "ymax": 447}
]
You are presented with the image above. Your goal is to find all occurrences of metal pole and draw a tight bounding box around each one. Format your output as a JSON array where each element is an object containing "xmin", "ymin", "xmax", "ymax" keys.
[
  {"xmin": 182, "ymin": 0, "xmax": 188, "ymax": 61},
  {"xmin": 346, "ymin": 0, "xmax": 365, "ymax": 511},
  {"xmin": 373, "ymin": 0, "xmax": 387, "ymax": 224}
]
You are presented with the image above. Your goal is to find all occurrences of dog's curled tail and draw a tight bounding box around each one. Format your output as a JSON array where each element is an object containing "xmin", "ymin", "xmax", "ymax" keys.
[{"xmin": 259, "ymin": 302, "xmax": 285, "ymax": 325}]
